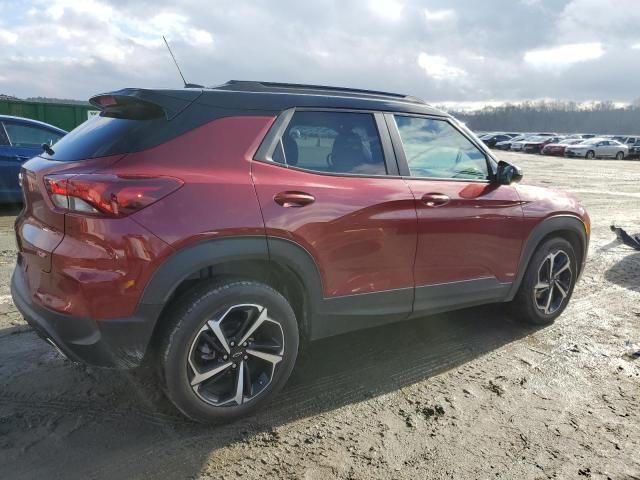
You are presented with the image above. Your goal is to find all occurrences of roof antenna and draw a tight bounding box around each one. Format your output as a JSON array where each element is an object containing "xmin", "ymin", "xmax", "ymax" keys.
[{"xmin": 162, "ymin": 35, "xmax": 203, "ymax": 88}]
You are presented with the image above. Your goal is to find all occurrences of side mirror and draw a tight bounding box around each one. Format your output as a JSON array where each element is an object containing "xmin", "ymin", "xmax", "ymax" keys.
[{"xmin": 496, "ymin": 160, "xmax": 523, "ymax": 185}]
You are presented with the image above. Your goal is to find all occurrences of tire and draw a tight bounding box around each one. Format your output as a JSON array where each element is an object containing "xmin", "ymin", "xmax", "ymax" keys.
[
  {"xmin": 159, "ymin": 281, "xmax": 299, "ymax": 423},
  {"xmin": 615, "ymin": 151, "xmax": 625, "ymax": 160},
  {"xmin": 585, "ymin": 150, "xmax": 595, "ymax": 159},
  {"xmin": 510, "ymin": 237, "xmax": 577, "ymax": 325}
]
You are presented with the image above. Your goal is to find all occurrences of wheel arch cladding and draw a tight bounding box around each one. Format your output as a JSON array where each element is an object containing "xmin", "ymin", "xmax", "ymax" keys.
[
  {"xmin": 140, "ymin": 236, "xmax": 325, "ymax": 349},
  {"xmin": 506, "ymin": 215, "xmax": 588, "ymax": 301}
]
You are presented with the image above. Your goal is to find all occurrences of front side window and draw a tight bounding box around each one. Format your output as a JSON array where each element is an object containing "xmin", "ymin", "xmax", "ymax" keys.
[
  {"xmin": 394, "ymin": 115, "xmax": 489, "ymax": 180},
  {"xmin": 3, "ymin": 122, "xmax": 63, "ymax": 147},
  {"xmin": 280, "ymin": 111, "xmax": 386, "ymax": 175}
]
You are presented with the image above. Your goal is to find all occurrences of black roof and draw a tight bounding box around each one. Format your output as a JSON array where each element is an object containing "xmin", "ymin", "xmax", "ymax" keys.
[
  {"xmin": 211, "ymin": 80, "xmax": 425, "ymax": 103},
  {"xmin": 193, "ymin": 80, "xmax": 445, "ymax": 117},
  {"xmin": 93, "ymin": 81, "xmax": 447, "ymax": 118}
]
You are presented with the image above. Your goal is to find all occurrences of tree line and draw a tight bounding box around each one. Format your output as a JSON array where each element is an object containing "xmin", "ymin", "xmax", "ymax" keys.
[{"xmin": 446, "ymin": 100, "xmax": 640, "ymax": 135}]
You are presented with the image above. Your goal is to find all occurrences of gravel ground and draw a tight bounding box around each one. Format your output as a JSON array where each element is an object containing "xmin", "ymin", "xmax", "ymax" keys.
[{"xmin": 0, "ymin": 152, "xmax": 639, "ymax": 480}]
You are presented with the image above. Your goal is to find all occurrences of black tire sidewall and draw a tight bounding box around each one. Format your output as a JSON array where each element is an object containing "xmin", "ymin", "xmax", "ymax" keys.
[
  {"xmin": 513, "ymin": 238, "xmax": 577, "ymax": 325},
  {"xmin": 160, "ymin": 281, "xmax": 299, "ymax": 423}
]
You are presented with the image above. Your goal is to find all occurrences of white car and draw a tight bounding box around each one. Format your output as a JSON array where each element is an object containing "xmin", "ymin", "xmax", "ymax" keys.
[
  {"xmin": 565, "ymin": 138, "xmax": 629, "ymax": 159},
  {"xmin": 510, "ymin": 137, "xmax": 531, "ymax": 151},
  {"xmin": 511, "ymin": 133, "xmax": 554, "ymax": 151}
]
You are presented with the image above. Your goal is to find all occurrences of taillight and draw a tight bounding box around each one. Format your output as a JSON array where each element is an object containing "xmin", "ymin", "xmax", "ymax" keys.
[{"xmin": 43, "ymin": 174, "xmax": 183, "ymax": 217}]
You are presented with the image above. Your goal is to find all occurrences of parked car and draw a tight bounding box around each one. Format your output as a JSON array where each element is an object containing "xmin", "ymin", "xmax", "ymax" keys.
[
  {"xmin": 0, "ymin": 115, "xmax": 66, "ymax": 203},
  {"xmin": 481, "ymin": 133, "xmax": 514, "ymax": 148},
  {"xmin": 565, "ymin": 134, "xmax": 596, "ymax": 139},
  {"xmin": 511, "ymin": 133, "xmax": 556, "ymax": 152},
  {"xmin": 628, "ymin": 140, "xmax": 640, "ymax": 159},
  {"xmin": 523, "ymin": 136, "xmax": 565, "ymax": 154},
  {"xmin": 565, "ymin": 138, "xmax": 629, "ymax": 159},
  {"xmin": 541, "ymin": 138, "xmax": 585, "ymax": 156},
  {"xmin": 11, "ymin": 81, "xmax": 590, "ymax": 422},
  {"xmin": 494, "ymin": 134, "xmax": 529, "ymax": 150},
  {"xmin": 611, "ymin": 135, "xmax": 640, "ymax": 149},
  {"xmin": 510, "ymin": 137, "xmax": 529, "ymax": 151}
]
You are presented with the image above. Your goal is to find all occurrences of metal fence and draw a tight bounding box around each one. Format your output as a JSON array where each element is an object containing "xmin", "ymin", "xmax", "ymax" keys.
[{"xmin": 0, "ymin": 99, "xmax": 98, "ymax": 131}]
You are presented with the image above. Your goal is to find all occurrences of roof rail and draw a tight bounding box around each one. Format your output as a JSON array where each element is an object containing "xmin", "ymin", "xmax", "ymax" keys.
[{"xmin": 211, "ymin": 80, "xmax": 425, "ymax": 104}]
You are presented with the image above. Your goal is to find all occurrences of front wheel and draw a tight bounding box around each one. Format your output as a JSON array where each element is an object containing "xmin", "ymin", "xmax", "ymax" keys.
[
  {"xmin": 510, "ymin": 238, "xmax": 577, "ymax": 325},
  {"xmin": 615, "ymin": 151, "xmax": 625, "ymax": 160},
  {"xmin": 159, "ymin": 281, "xmax": 299, "ymax": 422}
]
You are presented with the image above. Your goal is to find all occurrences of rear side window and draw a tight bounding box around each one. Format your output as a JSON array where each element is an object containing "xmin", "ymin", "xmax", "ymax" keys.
[
  {"xmin": 3, "ymin": 122, "xmax": 63, "ymax": 147},
  {"xmin": 394, "ymin": 115, "xmax": 488, "ymax": 180},
  {"xmin": 280, "ymin": 111, "xmax": 386, "ymax": 175}
]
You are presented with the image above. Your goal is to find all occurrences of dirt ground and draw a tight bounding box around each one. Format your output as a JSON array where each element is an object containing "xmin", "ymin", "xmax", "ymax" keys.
[{"xmin": 0, "ymin": 151, "xmax": 639, "ymax": 480}]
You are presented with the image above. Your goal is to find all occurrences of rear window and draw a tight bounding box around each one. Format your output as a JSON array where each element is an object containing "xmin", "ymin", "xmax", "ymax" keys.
[{"xmin": 41, "ymin": 115, "xmax": 162, "ymax": 161}]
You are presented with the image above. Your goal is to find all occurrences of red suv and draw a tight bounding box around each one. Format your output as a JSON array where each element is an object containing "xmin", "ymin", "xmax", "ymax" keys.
[{"xmin": 11, "ymin": 81, "xmax": 590, "ymax": 422}]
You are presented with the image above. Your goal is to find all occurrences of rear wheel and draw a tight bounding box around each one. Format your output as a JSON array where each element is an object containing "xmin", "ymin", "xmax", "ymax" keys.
[
  {"xmin": 510, "ymin": 238, "xmax": 577, "ymax": 325},
  {"xmin": 585, "ymin": 150, "xmax": 595, "ymax": 159},
  {"xmin": 159, "ymin": 281, "xmax": 299, "ymax": 422},
  {"xmin": 616, "ymin": 151, "xmax": 625, "ymax": 160}
]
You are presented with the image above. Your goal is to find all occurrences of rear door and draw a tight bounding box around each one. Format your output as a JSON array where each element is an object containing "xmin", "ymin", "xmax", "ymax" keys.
[
  {"xmin": 251, "ymin": 109, "xmax": 418, "ymax": 334},
  {"xmin": 386, "ymin": 114, "xmax": 524, "ymax": 316}
]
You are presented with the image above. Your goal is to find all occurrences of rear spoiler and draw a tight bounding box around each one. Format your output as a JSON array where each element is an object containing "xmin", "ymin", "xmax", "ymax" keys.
[{"xmin": 89, "ymin": 88, "xmax": 202, "ymax": 120}]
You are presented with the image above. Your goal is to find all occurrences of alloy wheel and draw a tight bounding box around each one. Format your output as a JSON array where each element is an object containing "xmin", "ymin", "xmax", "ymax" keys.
[
  {"xmin": 533, "ymin": 250, "xmax": 572, "ymax": 315},
  {"xmin": 187, "ymin": 304, "xmax": 285, "ymax": 407}
]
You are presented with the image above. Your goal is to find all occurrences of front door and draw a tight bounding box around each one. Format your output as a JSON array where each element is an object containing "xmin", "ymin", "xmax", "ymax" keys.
[
  {"xmin": 386, "ymin": 114, "xmax": 525, "ymax": 316},
  {"xmin": 252, "ymin": 110, "xmax": 417, "ymax": 337}
]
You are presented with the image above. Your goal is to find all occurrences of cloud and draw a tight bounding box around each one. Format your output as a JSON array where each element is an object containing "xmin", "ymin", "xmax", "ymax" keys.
[
  {"xmin": 0, "ymin": 29, "xmax": 17, "ymax": 45},
  {"xmin": 424, "ymin": 8, "xmax": 456, "ymax": 22},
  {"xmin": 368, "ymin": 0, "xmax": 403, "ymax": 20},
  {"xmin": 417, "ymin": 53, "xmax": 467, "ymax": 81},
  {"xmin": 0, "ymin": 0, "xmax": 639, "ymax": 106},
  {"xmin": 524, "ymin": 42, "xmax": 604, "ymax": 69}
]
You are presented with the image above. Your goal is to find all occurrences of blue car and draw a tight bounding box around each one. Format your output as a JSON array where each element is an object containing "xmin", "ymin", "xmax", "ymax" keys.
[{"xmin": 0, "ymin": 115, "xmax": 67, "ymax": 203}]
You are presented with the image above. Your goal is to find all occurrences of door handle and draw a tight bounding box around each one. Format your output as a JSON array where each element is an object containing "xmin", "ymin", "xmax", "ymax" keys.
[
  {"xmin": 274, "ymin": 191, "xmax": 315, "ymax": 208},
  {"xmin": 421, "ymin": 193, "xmax": 450, "ymax": 207},
  {"xmin": 14, "ymin": 155, "xmax": 30, "ymax": 162}
]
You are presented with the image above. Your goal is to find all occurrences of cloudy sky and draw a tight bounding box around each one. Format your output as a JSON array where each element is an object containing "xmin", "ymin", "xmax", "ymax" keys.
[{"xmin": 0, "ymin": 0, "xmax": 638, "ymax": 108}]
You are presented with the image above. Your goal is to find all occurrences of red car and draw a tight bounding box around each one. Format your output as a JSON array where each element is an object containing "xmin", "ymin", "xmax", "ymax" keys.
[
  {"xmin": 11, "ymin": 81, "xmax": 590, "ymax": 422},
  {"xmin": 542, "ymin": 138, "xmax": 586, "ymax": 156}
]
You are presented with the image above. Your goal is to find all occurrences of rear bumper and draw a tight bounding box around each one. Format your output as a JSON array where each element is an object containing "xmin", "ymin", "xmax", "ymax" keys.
[{"xmin": 11, "ymin": 265, "xmax": 162, "ymax": 368}]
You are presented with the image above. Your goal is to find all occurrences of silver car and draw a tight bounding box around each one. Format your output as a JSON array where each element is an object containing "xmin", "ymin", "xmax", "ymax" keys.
[{"xmin": 565, "ymin": 138, "xmax": 629, "ymax": 159}]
